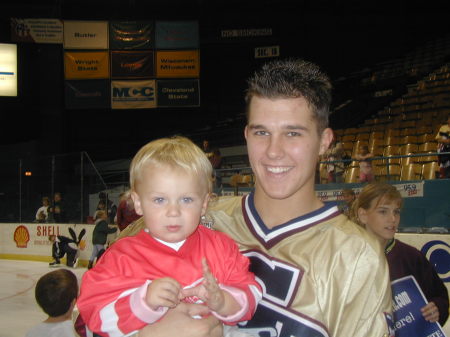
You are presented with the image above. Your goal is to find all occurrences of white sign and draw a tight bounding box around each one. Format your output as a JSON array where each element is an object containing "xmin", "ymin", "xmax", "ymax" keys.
[
  {"xmin": 11, "ymin": 18, "xmax": 63, "ymax": 44},
  {"xmin": 255, "ymin": 45, "xmax": 280, "ymax": 59},
  {"xmin": 64, "ymin": 21, "xmax": 108, "ymax": 49},
  {"xmin": 0, "ymin": 43, "xmax": 17, "ymax": 97}
]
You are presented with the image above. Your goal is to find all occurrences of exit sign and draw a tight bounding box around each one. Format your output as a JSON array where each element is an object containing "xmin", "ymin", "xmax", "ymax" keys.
[{"xmin": 255, "ymin": 46, "xmax": 280, "ymax": 59}]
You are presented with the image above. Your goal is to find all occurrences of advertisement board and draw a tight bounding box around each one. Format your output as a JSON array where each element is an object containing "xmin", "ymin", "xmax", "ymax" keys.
[
  {"xmin": 111, "ymin": 79, "xmax": 156, "ymax": 109},
  {"xmin": 156, "ymin": 50, "xmax": 199, "ymax": 78},
  {"xmin": 11, "ymin": 18, "xmax": 63, "ymax": 44},
  {"xmin": 0, "ymin": 43, "xmax": 17, "ymax": 97},
  {"xmin": 64, "ymin": 20, "xmax": 108, "ymax": 49}
]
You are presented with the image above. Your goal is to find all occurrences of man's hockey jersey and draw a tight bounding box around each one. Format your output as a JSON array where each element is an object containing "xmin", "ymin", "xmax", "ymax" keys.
[{"xmin": 207, "ymin": 193, "xmax": 394, "ymax": 337}]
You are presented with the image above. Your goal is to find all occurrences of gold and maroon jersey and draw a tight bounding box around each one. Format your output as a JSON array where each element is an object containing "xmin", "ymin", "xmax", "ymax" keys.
[{"xmin": 207, "ymin": 193, "xmax": 394, "ymax": 337}]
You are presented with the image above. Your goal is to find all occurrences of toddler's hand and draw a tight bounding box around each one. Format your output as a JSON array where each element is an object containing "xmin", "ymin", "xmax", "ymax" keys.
[
  {"xmin": 182, "ymin": 258, "xmax": 225, "ymax": 312},
  {"xmin": 146, "ymin": 277, "xmax": 182, "ymax": 310}
]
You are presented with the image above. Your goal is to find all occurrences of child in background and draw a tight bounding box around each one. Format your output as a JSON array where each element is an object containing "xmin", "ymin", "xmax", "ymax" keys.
[
  {"xmin": 116, "ymin": 190, "xmax": 141, "ymax": 231},
  {"xmin": 35, "ymin": 196, "xmax": 50, "ymax": 223},
  {"xmin": 355, "ymin": 145, "xmax": 374, "ymax": 182},
  {"xmin": 88, "ymin": 210, "xmax": 117, "ymax": 269},
  {"xmin": 338, "ymin": 188, "xmax": 356, "ymax": 216},
  {"xmin": 77, "ymin": 136, "xmax": 261, "ymax": 337},
  {"xmin": 349, "ymin": 182, "xmax": 449, "ymax": 326},
  {"xmin": 25, "ymin": 269, "xmax": 78, "ymax": 337}
]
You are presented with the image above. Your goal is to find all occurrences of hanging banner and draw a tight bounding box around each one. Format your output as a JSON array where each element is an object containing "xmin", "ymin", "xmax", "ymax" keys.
[
  {"xmin": 156, "ymin": 50, "xmax": 199, "ymax": 78},
  {"xmin": 157, "ymin": 79, "xmax": 200, "ymax": 107},
  {"xmin": 315, "ymin": 181, "xmax": 424, "ymax": 202},
  {"xmin": 65, "ymin": 80, "xmax": 110, "ymax": 109},
  {"xmin": 111, "ymin": 79, "xmax": 156, "ymax": 109},
  {"xmin": 64, "ymin": 51, "xmax": 109, "ymax": 79},
  {"xmin": 0, "ymin": 43, "xmax": 17, "ymax": 97},
  {"xmin": 10, "ymin": 18, "xmax": 63, "ymax": 44},
  {"xmin": 111, "ymin": 51, "xmax": 154, "ymax": 78},
  {"xmin": 155, "ymin": 21, "xmax": 199, "ymax": 49},
  {"xmin": 64, "ymin": 20, "xmax": 108, "ymax": 49},
  {"xmin": 109, "ymin": 21, "xmax": 154, "ymax": 50}
]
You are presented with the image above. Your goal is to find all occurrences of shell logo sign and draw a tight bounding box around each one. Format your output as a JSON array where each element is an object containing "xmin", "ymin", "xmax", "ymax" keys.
[{"xmin": 14, "ymin": 225, "xmax": 30, "ymax": 248}]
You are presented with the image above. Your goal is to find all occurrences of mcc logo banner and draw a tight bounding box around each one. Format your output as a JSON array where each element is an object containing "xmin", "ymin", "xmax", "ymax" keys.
[{"xmin": 111, "ymin": 79, "xmax": 156, "ymax": 109}]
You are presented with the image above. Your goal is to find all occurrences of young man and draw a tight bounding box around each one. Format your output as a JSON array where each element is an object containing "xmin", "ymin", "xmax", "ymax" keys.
[{"xmin": 125, "ymin": 58, "xmax": 394, "ymax": 337}]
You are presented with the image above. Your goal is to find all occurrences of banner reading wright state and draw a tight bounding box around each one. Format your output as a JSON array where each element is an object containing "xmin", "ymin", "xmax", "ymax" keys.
[{"xmin": 111, "ymin": 79, "xmax": 156, "ymax": 109}]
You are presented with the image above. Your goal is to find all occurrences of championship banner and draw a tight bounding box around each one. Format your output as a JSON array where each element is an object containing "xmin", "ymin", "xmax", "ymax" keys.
[
  {"xmin": 64, "ymin": 20, "xmax": 108, "ymax": 49},
  {"xmin": 11, "ymin": 18, "xmax": 63, "ymax": 44},
  {"xmin": 111, "ymin": 51, "xmax": 154, "ymax": 78},
  {"xmin": 64, "ymin": 51, "xmax": 109, "ymax": 79},
  {"xmin": 156, "ymin": 50, "xmax": 200, "ymax": 78},
  {"xmin": 109, "ymin": 21, "xmax": 154, "ymax": 50},
  {"xmin": 0, "ymin": 43, "xmax": 17, "ymax": 97},
  {"xmin": 111, "ymin": 79, "xmax": 156, "ymax": 109},
  {"xmin": 157, "ymin": 79, "xmax": 200, "ymax": 107},
  {"xmin": 155, "ymin": 21, "xmax": 199, "ymax": 49},
  {"xmin": 315, "ymin": 181, "xmax": 424, "ymax": 202},
  {"xmin": 65, "ymin": 80, "xmax": 110, "ymax": 109},
  {"xmin": 391, "ymin": 276, "xmax": 447, "ymax": 337}
]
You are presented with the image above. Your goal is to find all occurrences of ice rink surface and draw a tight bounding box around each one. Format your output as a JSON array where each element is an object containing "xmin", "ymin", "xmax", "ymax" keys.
[
  {"xmin": 1, "ymin": 259, "xmax": 449, "ymax": 337},
  {"xmin": 0, "ymin": 259, "xmax": 86, "ymax": 337}
]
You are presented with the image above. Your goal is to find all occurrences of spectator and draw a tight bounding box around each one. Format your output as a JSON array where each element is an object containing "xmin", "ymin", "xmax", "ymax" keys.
[
  {"xmin": 35, "ymin": 196, "xmax": 50, "ymax": 223},
  {"xmin": 121, "ymin": 58, "xmax": 393, "ymax": 337},
  {"xmin": 49, "ymin": 192, "xmax": 66, "ymax": 223},
  {"xmin": 97, "ymin": 192, "xmax": 117, "ymax": 224},
  {"xmin": 87, "ymin": 210, "xmax": 117, "ymax": 269},
  {"xmin": 435, "ymin": 115, "xmax": 450, "ymax": 178},
  {"xmin": 350, "ymin": 182, "xmax": 449, "ymax": 326},
  {"xmin": 77, "ymin": 136, "xmax": 261, "ymax": 337},
  {"xmin": 116, "ymin": 191, "xmax": 141, "ymax": 232},
  {"xmin": 355, "ymin": 145, "xmax": 374, "ymax": 183},
  {"xmin": 324, "ymin": 138, "xmax": 345, "ymax": 183},
  {"xmin": 25, "ymin": 269, "xmax": 78, "ymax": 337},
  {"xmin": 338, "ymin": 188, "xmax": 355, "ymax": 216},
  {"xmin": 93, "ymin": 199, "xmax": 106, "ymax": 222}
]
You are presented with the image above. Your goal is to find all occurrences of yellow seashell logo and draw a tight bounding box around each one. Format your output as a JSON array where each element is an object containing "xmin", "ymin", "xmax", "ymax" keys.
[{"xmin": 14, "ymin": 225, "xmax": 30, "ymax": 248}]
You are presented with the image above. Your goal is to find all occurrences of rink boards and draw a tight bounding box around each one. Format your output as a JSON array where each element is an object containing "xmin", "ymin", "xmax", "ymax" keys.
[{"xmin": 0, "ymin": 222, "xmax": 449, "ymax": 290}]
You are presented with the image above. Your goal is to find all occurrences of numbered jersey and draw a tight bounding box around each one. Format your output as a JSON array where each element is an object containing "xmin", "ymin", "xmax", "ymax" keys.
[{"xmin": 208, "ymin": 193, "xmax": 393, "ymax": 337}]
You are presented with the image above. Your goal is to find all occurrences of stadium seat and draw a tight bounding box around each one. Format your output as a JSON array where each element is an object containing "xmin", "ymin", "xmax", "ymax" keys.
[
  {"xmin": 382, "ymin": 164, "xmax": 401, "ymax": 181},
  {"xmin": 400, "ymin": 163, "xmax": 422, "ymax": 181},
  {"xmin": 344, "ymin": 167, "xmax": 360, "ymax": 183},
  {"xmin": 402, "ymin": 135, "xmax": 419, "ymax": 144},
  {"xmin": 399, "ymin": 143, "xmax": 419, "ymax": 156},
  {"xmin": 385, "ymin": 136, "xmax": 402, "ymax": 146},
  {"xmin": 421, "ymin": 161, "xmax": 439, "ymax": 180},
  {"xmin": 418, "ymin": 133, "xmax": 437, "ymax": 143}
]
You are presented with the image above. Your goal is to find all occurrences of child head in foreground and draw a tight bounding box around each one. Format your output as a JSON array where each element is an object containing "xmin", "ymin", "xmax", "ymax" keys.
[
  {"xmin": 129, "ymin": 136, "xmax": 212, "ymax": 244},
  {"xmin": 36, "ymin": 269, "xmax": 78, "ymax": 321}
]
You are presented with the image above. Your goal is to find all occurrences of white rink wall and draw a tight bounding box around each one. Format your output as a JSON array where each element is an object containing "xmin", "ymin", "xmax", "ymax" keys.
[
  {"xmin": 0, "ymin": 223, "xmax": 449, "ymax": 334},
  {"xmin": 0, "ymin": 222, "xmax": 118, "ymax": 266}
]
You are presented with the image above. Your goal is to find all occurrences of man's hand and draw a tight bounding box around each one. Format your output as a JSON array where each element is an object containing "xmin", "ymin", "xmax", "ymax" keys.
[{"xmin": 138, "ymin": 302, "xmax": 222, "ymax": 337}]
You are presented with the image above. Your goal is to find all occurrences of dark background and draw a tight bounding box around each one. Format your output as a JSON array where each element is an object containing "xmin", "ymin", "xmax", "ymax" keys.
[{"xmin": 1, "ymin": 0, "xmax": 450, "ymax": 161}]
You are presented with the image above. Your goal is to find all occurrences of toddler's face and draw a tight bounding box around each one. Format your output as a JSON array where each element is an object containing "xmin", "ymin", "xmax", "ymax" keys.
[{"xmin": 132, "ymin": 164, "xmax": 209, "ymax": 243}]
